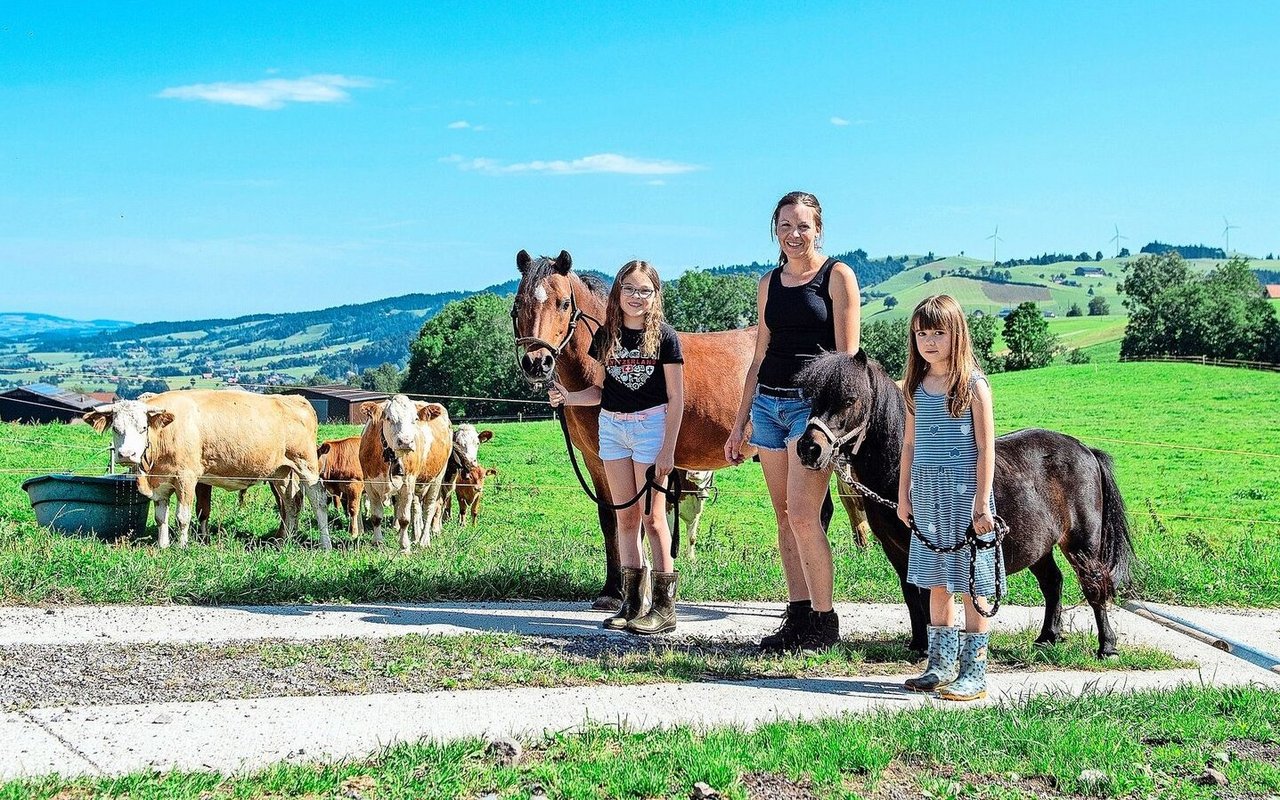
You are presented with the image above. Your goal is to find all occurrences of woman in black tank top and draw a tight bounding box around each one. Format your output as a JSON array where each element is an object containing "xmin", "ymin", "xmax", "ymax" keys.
[{"xmin": 725, "ymin": 191, "xmax": 862, "ymax": 653}]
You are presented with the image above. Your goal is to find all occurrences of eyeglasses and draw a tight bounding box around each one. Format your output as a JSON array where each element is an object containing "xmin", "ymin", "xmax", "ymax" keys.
[{"xmin": 620, "ymin": 286, "xmax": 656, "ymax": 299}]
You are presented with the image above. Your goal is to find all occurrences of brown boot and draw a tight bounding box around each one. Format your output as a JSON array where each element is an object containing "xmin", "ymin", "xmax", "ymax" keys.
[
  {"xmin": 603, "ymin": 566, "xmax": 648, "ymax": 630},
  {"xmin": 627, "ymin": 571, "xmax": 678, "ymax": 635}
]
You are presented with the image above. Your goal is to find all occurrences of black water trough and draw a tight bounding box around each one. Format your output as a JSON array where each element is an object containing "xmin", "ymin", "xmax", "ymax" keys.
[{"xmin": 21, "ymin": 473, "xmax": 151, "ymax": 541}]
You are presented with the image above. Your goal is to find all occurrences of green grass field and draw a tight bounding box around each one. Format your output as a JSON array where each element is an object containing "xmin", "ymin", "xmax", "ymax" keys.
[
  {"xmin": 6, "ymin": 686, "xmax": 1278, "ymax": 799},
  {"xmin": 1, "ymin": 361, "xmax": 1276, "ymax": 609}
]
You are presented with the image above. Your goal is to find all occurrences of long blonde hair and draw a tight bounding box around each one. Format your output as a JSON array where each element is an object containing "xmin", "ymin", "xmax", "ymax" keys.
[
  {"xmin": 902, "ymin": 294, "xmax": 980, "ymax": 417},
  {"xmin": 604, "ymin": 260, "xmax": 666, "ymax": 358}
]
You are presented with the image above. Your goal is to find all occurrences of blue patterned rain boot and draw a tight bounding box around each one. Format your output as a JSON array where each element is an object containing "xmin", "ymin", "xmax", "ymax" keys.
[
  {"xmin": 903, "ymin": 625, "xmax": 960, "ymax": 692},
  {"xmin": 938, "ymin": 631, "xmax": 989, "ymax": 701}
]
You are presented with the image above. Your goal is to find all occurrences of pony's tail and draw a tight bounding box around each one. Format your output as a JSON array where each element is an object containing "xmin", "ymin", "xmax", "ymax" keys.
[{"xmin": 1092, "ymin": 447, "xmax": 1134, "ymax": 594}]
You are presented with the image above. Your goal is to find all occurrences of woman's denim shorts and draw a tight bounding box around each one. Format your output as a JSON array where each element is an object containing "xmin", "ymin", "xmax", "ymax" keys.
[
  {"xmin": 748, "ymin": 387, "xmax": 812, "ymax": 451},
  {"xmin": 599, "ymin": 404, "xmax": 667, "ymax": 463}
]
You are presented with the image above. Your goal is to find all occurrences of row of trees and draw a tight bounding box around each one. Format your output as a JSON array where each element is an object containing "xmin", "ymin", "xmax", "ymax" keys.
[{"xmin": 1119, "ymin": 255, "xmax": 1279, "ymax": 362}]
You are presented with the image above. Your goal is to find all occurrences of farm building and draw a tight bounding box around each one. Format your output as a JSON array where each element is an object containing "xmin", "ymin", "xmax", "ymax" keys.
[
  {"xmin": 281, "ymin": 384, "xmax": 390, "ymax": 424},
  {"xmin": 0, "ymin": 383, "xmax": 106, "ymax": 424},
  {"xmin": 1265, "ymin": 284, "xmax": 1280, "ymax": 300}
]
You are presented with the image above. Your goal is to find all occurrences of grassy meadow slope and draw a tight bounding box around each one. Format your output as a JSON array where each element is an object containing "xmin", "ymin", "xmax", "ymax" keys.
[{"xmin": 0, "ymin": 361, "xmax": 1276, "ymax": 608}]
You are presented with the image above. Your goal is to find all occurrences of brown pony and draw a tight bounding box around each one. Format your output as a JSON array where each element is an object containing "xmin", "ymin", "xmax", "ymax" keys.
[{"xmin": 512, "ymin": 249, "xmax": 758, "ymax": 607}]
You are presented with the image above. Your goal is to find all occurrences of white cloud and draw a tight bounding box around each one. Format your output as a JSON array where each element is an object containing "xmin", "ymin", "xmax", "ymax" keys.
[
  {"xmin": 440, "ymin": 153, "xmax": 702, "ymax": 176},
  {"xmin": 830, "ymin": 116, "xmax": 850, "ymax": 126},
  {"xmin": 157, "ymin": 74, "xmax": 379, "ymax": 110},
  {"xmin": 448, "ymin": 120, "xmax": 471, "ymax": 129}
]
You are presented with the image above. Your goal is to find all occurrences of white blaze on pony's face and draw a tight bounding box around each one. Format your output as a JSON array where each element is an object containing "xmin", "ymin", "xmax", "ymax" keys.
[{"xmin": 84, "ymin": 400, "xmax": 173, "ymax": 465}]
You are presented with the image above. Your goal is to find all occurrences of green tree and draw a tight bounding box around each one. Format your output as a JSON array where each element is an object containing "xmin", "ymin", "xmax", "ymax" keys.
[
  {"xmin": 1003, "ymin": 302, "xmax": 1057, "ymax": 371},
  {"xmin": 139, "ymin": 378, "xmax": 171, "ymax": 395},
  {"xmin": 403, "ymin": 293, "xmax": 540, "ymax": 419},
  {"xmin": 861, "ymin": 318, "xmax": 909, "ymax": 379},
  {"xmin": 359, "ymin": 362, "xmax": 402, "ymax": 393},
  {"xmin": 1088, "ymin": 295, "xmax": 1110, "ymax": 316},
  {"xmin": 1066, "ymin": 303, "xmax": 1083, "ymax": 317},
  {"xmin": 1200, "ymin": 258, "xmax": 1280, "ymax": 360},
  {"xmin": 968, "ymin": 312, "xmax": 1002, "ymax": 374},
  {"xmin": 663, "ymin": 270, "xmax": 756, "ymax": 332},
  {"xmin": 884, "ymin": 295, "xmax": 899, "ymax": 309}
]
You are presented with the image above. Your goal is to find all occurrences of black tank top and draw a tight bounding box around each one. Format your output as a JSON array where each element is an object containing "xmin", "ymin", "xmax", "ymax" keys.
[{"xmin": 758, "ymin": 257, "xmax": 838, "ymax": 388}]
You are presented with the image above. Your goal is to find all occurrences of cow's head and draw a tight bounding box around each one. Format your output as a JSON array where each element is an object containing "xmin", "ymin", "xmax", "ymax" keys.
[
  {"xmin": 365, "ymin": 395, "xmax": 443, "ymax": 454},
  {"xmin": 451, "ymin": 424, "xmax": 493, "ymax": 472},
  {"xmin": 83, "ymin": 401, "xmax": 175, "ymax": 466},
  {"xmin": 466, "ymin": 465, "xmax": 498, "ymax": 489},
  {"xmin": 794, "ymin": 350, "xmax": 875, "ymax": 471}
]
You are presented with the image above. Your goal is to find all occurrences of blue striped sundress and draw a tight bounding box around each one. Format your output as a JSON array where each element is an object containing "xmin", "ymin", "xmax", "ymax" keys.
[{"xmin": 905, "ymin": 376, "xmax": 1005, "ymax": 596}]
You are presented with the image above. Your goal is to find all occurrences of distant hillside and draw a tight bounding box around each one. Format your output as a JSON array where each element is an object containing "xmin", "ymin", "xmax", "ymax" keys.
[
  {"xmin": 0, "ymin": 313, "xmax": 133, "ymax": 341},
  {"xmin": 0, "ymin": 272, "xmax": 607, "ymax": 390},
  {"xmin": 706, "ymin": 249, "xmax": 915, "ymax": 288}
]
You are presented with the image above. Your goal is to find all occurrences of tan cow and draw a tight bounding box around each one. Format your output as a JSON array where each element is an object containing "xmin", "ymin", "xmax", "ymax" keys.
[
  {"xmin": 358, "ymin": 395, "xmax": 451, "ymax": 553},
  {"xmin": 83, "ymin": 390, "xmax": 330, "ymax": 549},
  {"xmin": 318, "ymin": 436, "xmax": 364, "ymax": 542}
]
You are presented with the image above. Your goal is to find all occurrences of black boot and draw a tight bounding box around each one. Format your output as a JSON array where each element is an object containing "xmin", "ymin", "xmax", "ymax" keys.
[
  {"xmin": 798, "ymin": 609, "xmax": 840, "ymax": 654},
  {"xmin": 760, "ymin": 600, "xmax": 811, "ymax": 653},
  {"xmin": 603, "ymin": 566, "xmax": 647, "ymax": 630},
  {"xmin": 627, "ymin": 571, "xmax": 678, "ymax": 635}
]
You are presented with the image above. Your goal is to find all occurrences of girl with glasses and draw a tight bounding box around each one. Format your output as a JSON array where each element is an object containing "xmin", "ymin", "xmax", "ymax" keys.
[{"xmin": 548, "ymin": 260, "xmax": 686, "ymax": 633}]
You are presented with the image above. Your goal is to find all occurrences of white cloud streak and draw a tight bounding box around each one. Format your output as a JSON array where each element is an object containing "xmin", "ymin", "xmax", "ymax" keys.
[
  {"xmin": 440, "ymin": 153, "xmax": 702, "ymax": 176},
  {"xmin": 830, "ymin": 116, "xmax": 851, "ymax": 126},
  {"xmin": 157, "ymin": 74, "xmax": 379, "ymax": 110}
]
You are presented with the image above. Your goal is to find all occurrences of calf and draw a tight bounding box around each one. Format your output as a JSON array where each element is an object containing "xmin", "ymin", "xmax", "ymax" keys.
[
  {"xmin": 451, "ymin": 465, "xmax": 498, "ymax": 526},
  {"xmin": 438, "ymin": 425, "xmax": 493, "ymax": 529},
  {"xmin": 665, "ymin": 469, "xmax": 714, "ymax": 562},
  {"xmin": 318, "ymin": 436, "xmax": 364, "ymax": 542},
  {"xmin": 83, "ymin": 390, "xmax": 330, "ymax": 549}
]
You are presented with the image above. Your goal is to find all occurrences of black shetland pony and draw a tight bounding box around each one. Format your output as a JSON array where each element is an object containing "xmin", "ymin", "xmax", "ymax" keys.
[{"xmin": 794, "ymin": 351, "xmax": 1134, "ymax": 658}]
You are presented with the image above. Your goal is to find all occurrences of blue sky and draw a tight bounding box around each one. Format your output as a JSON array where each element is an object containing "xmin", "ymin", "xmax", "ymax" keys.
[{"xmin": 2, "ymin": 2, "xmax": 1277, "ymax": 322}]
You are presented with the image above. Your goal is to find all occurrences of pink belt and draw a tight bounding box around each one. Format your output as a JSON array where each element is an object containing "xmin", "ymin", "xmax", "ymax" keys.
[{"xmin": 601, "ymin": 404, "xmax": 667, "ymax": 421}]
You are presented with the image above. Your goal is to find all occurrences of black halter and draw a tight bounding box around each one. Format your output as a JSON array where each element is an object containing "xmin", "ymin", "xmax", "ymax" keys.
[{"xmin": 510, "ymin": 282, "xmax": 601, "ymax": 388}]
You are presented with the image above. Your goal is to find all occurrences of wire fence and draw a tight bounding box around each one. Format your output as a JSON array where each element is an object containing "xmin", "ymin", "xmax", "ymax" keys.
[
  {"xmin": 1120, "ymin": 354, "xmax": 1280, "ymax": 373},
  {"xmin": 4, "ymin": 380, "xmax": 1278, "ymax": 530}
]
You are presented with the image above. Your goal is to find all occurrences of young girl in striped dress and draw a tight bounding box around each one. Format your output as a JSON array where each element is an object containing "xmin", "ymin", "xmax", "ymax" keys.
[{"xmin": 897, "ymin": 295, "xmax": 1004, "ymax": 701}]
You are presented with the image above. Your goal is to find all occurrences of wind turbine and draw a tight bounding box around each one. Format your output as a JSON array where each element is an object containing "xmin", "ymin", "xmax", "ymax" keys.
[
  {"xmin": 986, "ymin": 225, "xmax": 1003, "ymax": 265},
  {"xmin": 1222, "ymin": 217, "xmax": 1239, "ymax": 256},
  {"xmin": 1110, "ymin": 223, "xmax": 1128, "ymax": 258}
]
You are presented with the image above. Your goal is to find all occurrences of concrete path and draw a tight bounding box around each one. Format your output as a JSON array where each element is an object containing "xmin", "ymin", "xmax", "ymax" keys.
[{"xmin": 2, "ymin": 600, "xmax": 1278, "ymax": 781}]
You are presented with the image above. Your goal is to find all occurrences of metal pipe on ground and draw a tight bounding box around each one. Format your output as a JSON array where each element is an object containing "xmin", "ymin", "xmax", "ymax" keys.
[{"xmin": 1122, "ymin": 600, "xmax": 1280, "ymax": 675}]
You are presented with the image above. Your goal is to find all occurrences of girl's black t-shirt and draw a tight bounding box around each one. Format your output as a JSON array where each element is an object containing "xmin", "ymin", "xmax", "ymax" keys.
[
  {"xmin": 758, "ymin": 257, "xmax": 839, "ymax": 388},
  {"xmin": 589, "ymin": 322, "xmax": 684, "ymax": 413}
]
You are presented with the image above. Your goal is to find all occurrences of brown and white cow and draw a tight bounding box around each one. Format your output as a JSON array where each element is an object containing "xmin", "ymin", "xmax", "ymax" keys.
[
  {"xmin": 438, "ymin": 424, "xmax": 493, "ymax": 529},
  {"xmin": 318, "ymin": 435, "xmax": 364, "ymax": 542},
  {"xmin": 448, "ymin": 465, "xmax": 498, "ymax": 526},
  {"xmin": 83, "ymin": 390, "xmax": 330, "ymax": 549},
  {"xmin": 358, "ymin": 395, "xmax": 451, "ymax": 553}
]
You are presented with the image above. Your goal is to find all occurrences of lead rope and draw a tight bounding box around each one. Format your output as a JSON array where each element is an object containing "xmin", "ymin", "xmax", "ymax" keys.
[
  {"xmin": 554, "ymin": 407, "xmax": 681, "ymax": 559},
  {"xmin": 832, "ymin": 455, "xmax": 1008, "ymax": 618}
]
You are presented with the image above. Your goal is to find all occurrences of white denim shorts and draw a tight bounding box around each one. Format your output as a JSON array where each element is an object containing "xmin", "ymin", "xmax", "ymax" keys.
[{"xmin": 598, "ymin": 404, "xmax": 667, "ymax": 463}]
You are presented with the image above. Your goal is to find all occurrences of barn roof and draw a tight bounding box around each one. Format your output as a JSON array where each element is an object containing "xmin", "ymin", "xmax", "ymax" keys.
[
  {"xmin": 289, "ymin": 384, "xmax": 390, "ymax": 402},
  {"xmin": 1, "ymin": 383, "xmax": 103, "ymax": 411}
]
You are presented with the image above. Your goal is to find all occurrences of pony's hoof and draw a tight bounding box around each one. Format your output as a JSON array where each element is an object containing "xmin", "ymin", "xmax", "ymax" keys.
[
  {"xmin": 592, "ymin": 595, "xmax": 622, "ymax": 611},
  {"xmin": 1096, "ymin": 650, "xmax": 1119, "ymax": 661}
]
